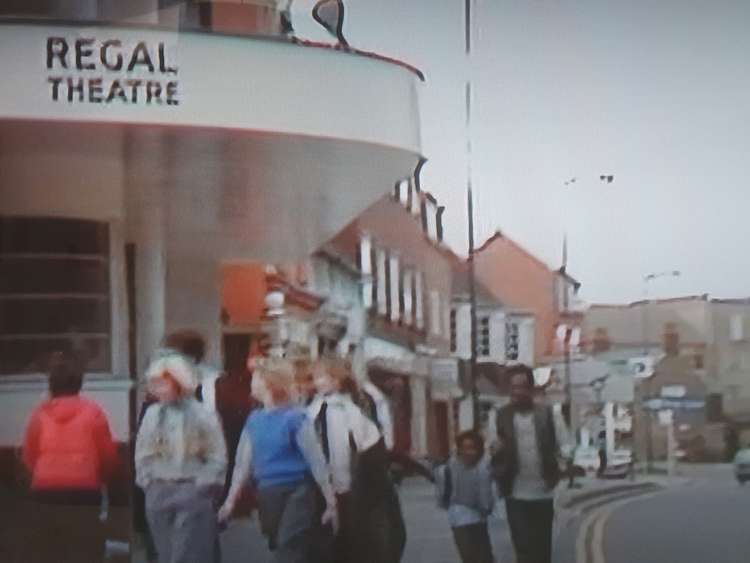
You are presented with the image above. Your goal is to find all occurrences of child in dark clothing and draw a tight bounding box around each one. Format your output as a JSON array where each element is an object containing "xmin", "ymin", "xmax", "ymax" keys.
[{"xmin": 436, "ymin": 430, "xmax": 496, "ymax": 563}]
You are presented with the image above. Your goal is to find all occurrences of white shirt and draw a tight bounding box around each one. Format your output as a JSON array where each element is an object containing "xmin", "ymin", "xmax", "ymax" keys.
[
  {"xmin": 196, "ymin": 364, "xmax": 222, "ymax": 413},
  {"xmin": 362, "ymin": 381, "xmax": 395, "ymax": 451},
  {"xmin": 307, "ymin": 393, "xmax": 382, "ymax": 494},
  {"xmin": 512, "ymin": 411, "xmax": 550, "ymax": 500}
]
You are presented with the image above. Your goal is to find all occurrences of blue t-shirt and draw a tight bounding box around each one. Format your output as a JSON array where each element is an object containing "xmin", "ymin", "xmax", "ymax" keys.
[{"xmin": 245, "ymin": 406, "xmax": 310, "ymax": 489}]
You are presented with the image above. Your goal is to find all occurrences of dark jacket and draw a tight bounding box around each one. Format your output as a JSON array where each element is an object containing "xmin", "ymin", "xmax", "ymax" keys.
[{"xmin": 492, "ymin": 404, "xmax": 560, "ymax": 498}]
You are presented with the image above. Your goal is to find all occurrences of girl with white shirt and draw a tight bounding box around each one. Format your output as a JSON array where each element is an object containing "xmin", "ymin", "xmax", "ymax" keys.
[{"xmin": 308, "ymin": 358, "xmax": 403, "ymax": 563}]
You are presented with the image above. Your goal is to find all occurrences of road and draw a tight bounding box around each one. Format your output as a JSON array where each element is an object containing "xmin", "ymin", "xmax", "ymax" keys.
[
  {"xmin": 603, "ymin": 480, "xmax": 750, "ymax": 563},
  {"xmin": 216, "ymin": 480, "xmax": 518, "ymax": 563},
  {"xmin": 571, "ymin": 466, "xmax": 750, "ymax": 563},
  {"xmin": 129, "ymin": 466, "xmax": 748, "ymax": 563}
]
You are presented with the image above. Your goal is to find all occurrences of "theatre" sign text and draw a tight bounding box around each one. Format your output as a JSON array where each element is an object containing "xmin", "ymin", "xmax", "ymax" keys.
[{"xmin": 45, "ymin": 36, "xmax": 180, "ymax": 106}]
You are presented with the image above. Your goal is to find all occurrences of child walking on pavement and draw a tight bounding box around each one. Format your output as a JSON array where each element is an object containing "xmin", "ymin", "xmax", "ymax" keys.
[
  {"xmin": 307, "ymin": 358, "xmax": 402, "ymax": 563},
  {"xmin": 135, "ymin": 352, "xmax": 227, "ymax": 563},
  {"xmin": 218, "ymin": 357, "xmax": 338, "ymax": 563},
  {"xmin": 436, "ymin": 430, "xmax": 496, "ymax": 563}
]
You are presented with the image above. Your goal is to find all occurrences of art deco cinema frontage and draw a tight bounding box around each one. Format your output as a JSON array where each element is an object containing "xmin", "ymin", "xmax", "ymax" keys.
[{"xmin": 0, "ymin": 13, "xmax": 424, "ymax": 511}]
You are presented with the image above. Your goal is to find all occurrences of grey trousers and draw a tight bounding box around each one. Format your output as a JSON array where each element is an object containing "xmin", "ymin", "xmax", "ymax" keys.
[
  {"xmin": 257, "ymin": 481, "xmax": 317, "ymax": 563},
  {"xmin": 145, "ymin": 482, "xmax": 219, "ymax": 563}
]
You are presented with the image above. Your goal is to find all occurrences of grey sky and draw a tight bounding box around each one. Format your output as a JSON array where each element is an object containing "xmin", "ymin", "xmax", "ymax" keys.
[{"xmin": 294, "ymin": 0, "xmax": 750, "ymax": 303}]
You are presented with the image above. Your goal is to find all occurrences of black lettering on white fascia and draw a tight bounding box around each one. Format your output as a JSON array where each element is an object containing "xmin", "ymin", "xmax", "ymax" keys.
[{"xmin": 46, "ymin": 37, "xmax": 178, "ymax": 75}]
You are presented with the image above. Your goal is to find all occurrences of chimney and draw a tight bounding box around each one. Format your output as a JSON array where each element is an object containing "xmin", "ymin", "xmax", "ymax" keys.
[
  {"xmin": 663, "ymin": 322, "xmax": 680, "ymax": 356},
  {"xmin": 592, "ymin": 328, "xmax": 611, "ymax": 354}
]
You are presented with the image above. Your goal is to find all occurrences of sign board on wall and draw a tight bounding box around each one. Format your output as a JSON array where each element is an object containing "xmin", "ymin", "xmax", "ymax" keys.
[
  {"xmin": 44, "ymin": 36, "xmax": 180, "ymax": 106},
  {"xmin": 643, "ymin": 397, "xmax": 705, "ymax": 411},
  {"xmin": 0, "ymin": 22, "xmax": 422, "ymax": 154}
]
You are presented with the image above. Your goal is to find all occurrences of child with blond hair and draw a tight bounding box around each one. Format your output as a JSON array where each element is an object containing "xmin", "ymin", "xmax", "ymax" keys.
[{"xmin": 219, "ymin": 357, "xmax": 337, "ymax": 563}]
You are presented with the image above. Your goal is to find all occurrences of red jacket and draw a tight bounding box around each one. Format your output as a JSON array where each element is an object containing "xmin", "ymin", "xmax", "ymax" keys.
[{"xmin": 23, "ymin": 396, "xmax": 118, "ymax": 492}]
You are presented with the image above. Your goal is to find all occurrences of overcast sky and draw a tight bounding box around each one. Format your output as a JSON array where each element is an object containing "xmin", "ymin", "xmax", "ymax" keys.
[{"xmin": 293, "ymin": 0, "xmax": 750, "ymax": 304}]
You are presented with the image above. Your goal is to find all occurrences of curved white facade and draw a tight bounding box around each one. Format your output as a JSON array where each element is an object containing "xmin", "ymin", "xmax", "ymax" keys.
[
  {"xmin": 0, "ymin": 19, "xmax": 425, "ymax": 448},
  {"xmin": 0, "ymin": 22, "xmax": 421, "ymax": 153}
]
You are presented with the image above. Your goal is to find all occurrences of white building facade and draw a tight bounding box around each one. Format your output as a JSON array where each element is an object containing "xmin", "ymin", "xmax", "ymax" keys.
[{"xmin": 0, "ymin": 5, "xmax": 425, "ymax": 479}]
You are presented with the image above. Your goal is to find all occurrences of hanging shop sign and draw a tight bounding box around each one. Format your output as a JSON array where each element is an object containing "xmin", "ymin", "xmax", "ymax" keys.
[{"xmin": 45, "ymin": 36, "xmax": 179, "ymax": 106}]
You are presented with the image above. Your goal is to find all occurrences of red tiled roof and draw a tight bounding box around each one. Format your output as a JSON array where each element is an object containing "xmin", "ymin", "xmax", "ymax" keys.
[{"xmin": 475, "ymin": 230, "xmax": 578, "ymax": 283}]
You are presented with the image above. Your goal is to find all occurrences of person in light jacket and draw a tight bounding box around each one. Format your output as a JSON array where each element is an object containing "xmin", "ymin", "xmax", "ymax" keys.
[{"xmin": 135, "ymin": 352, "xmax": 227, "ymax": 563}]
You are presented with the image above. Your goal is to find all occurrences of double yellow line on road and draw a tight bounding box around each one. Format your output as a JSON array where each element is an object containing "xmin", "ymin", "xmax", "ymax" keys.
[{"xmin": 575, "ymin": 490, "xmax": 660, "ymax": 563}]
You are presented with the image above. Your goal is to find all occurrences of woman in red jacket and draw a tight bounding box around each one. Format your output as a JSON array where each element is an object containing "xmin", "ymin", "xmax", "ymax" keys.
[{"xmin": 21, "ymin": 351, "xmax": 119, "ymax": 563}]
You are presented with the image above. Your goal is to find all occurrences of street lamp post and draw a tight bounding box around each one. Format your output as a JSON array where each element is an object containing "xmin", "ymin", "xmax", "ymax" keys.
[
  {"xmin": 464, "ymin": 0, "xmax": 481, "ymax": 430},
  {"xmin": 560, "ymin": 175, "xmax": 613, "ymax": 443},
  {"xmin": 640, "ymin": 269, "xmax": 681, "ymax": 473}
]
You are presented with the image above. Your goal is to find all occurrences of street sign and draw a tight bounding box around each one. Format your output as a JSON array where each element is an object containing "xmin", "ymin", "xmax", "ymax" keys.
[
  {"xmin": 643, "ymin": 397, "xmax": 705, "ymax": 411},
  {"xmin": 661, "ymin": 385, "xmax": 687, "ymax": 398}
]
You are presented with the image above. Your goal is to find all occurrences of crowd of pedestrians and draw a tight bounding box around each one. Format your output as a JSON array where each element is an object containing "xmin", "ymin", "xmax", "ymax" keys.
[{"xmin": 18, "ymin": 331, "xmax": 570, "ymax": 563}]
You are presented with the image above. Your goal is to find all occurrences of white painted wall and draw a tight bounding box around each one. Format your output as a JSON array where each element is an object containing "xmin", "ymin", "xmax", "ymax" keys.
[
  {"xmin": 458, "ymin": 396, "xmax": 474, "ymax": 433},
  {"xmin": 518, "ymin": 317, "xmax": 535, "ymax": 365},
  {"xmin": 488, "ymin": 310, "xmax": 507, "ymax": 363},
  {"xmin": 0, "ymin": 126, "xmax": 125, "ymax": 221},
  {"xmin": 454, "ymin": 303, "xmax": 472, "ymax": 360},
  {"xmin": 0, "ymin": 378, "xmax": 132, "ymax": 447}
]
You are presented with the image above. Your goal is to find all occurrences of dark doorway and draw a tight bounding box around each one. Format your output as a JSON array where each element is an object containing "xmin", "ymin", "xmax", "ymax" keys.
[
  {"xmin": 433, "ymin": 401, "xmax": 450, "ymax": 462},
  {"xmin": 369, "ymin": 368, "xmax": 412, "ymax": 454}
]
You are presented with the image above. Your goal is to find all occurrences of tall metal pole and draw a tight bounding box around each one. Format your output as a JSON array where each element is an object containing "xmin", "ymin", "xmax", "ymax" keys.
[
  {"xmin": 468, "ymin": 189, "xmax": 479, "ymax": 430},
  {"xmin": 640, "ymin": 276, "xmax": 652, "ymax": 473},
  {"xmin": 562, "ymin": 234, "xmax": 573, "ymax": 433},
  {"xmin": 465, "ymin": 0, "xmax": 480, "ymax": 430}
]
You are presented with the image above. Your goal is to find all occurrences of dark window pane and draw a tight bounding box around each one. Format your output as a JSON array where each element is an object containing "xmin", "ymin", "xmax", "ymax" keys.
[
  {"xmin": 0, "ymin": 217, "xmax": 109, "ymax": 255},
  {"xmin": 0, "ymin": 298, "xmax": 110, "ymax": 335},
  {"xmin": 0, "ymin": 217, "xmax": 111, "ymax": 375},
  {"xmin": 0, "ymin": 336, "xmax": 110, "ymax": 374},
  {"xmin": 0, "ymin": 257, "xmax": 109, "ymax": 294}
]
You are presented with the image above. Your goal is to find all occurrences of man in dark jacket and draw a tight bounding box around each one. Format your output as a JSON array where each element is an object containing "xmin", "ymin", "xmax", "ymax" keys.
[{"xmin": 492, "ymin": 365, "xmax": 566, "ymax": 563}]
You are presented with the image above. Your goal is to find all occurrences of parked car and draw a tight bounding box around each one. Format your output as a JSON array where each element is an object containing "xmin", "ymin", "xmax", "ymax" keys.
[
  {"xmin": 611, "ymin": 449, "xmax": 633, "ymax": 466},
  {"xmin": 573, "ymin": 447, "xmax": 600, "ymax": 472},
  {"xmin": 573, "ymin": 447, "xmax": 633, "ymax": 477},
  {"xmin": 733, "ymin": 448, "xmax": 750, "ymax": 484}
]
